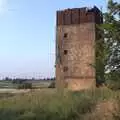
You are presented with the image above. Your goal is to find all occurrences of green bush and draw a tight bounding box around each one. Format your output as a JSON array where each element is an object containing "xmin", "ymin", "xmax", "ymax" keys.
[
  {"xmin": 17, "ymin": 83, "xmax": 32, "ymax": 89},
  {"xmin": 105, "ymin": 71, "xmax": 120, "ymax": 91},
  {"xmin": 106, "ymin": 80, "xmax": 120, "ymax": 91}
]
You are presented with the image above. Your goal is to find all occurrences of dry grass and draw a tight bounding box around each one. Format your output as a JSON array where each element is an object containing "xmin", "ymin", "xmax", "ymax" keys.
[
  {"xmin": 0, "ymin": 88, "xmax": 120, "ymax": 120},
  {"xmin": 0, "ymin": 88, "xmax": 31, "ymax": 93}
]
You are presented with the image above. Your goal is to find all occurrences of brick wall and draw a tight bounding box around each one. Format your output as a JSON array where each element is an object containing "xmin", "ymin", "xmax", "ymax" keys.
[{"xmin": 56, "ymin": 6, "xmax": 103, "ymax": 90}]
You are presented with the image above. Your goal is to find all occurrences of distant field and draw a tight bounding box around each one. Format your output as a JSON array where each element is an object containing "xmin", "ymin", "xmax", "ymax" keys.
[
  {"xmin": 31, "ymin": 80, "xmax": 52, "ymax": 88},
  {"xmin": 0, "ymin": 81, "xmax": 15, "ymax": 88},
  {"xmin": 0, "ymin": 80, "xmax": 53, "ymax": 94},
  {"xmin": 0, "ymin": 80, "xmax": 53, "ymax": 89}
]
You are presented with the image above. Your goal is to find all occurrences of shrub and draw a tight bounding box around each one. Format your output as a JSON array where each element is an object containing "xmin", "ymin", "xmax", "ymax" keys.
[
  {"xmin": 106, "ymin": 80, "xmax": 120, "ymax": 91},
  {"xmin": 17, "ymin": 83, "xmax": 32, "ymax": 89}
]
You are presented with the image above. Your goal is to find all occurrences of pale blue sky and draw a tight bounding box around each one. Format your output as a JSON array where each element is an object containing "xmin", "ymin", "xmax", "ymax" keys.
[{"xmin": 0, "ymin": 0, "xmax": 107, "ymax": 78}]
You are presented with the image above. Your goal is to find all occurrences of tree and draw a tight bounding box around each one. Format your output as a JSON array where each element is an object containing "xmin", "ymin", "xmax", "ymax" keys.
[
  {"xmin": 103, "ymin": 0, "xmax": 120, "ymax": 72},
  {"xmin": 97, "ymin": 0, "xmax": 120, "ymax": 88}
]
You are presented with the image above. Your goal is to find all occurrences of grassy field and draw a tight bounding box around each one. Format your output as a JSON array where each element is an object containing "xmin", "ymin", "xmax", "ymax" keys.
[
  {"xmin": 0, "ymin": 80, "xmax": 52, "ymax": 90},
  {"xmin": 0, "ymin": 81, "xmax": 15, "ymax": 88},
  {"xmin": 0, "ymin": 88, "xmax": 120, "ymax": 120}
]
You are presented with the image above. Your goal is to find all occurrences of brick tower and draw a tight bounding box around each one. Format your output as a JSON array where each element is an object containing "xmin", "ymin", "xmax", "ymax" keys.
[{"xmin": 55, "ymin": 6, "xmax": 103, "ymax": 90}]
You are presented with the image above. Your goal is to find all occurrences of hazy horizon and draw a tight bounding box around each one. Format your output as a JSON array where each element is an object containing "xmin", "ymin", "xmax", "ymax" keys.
[{"xmin": 0, "ymin": 0, "xmax": 108, "ymax": 78}]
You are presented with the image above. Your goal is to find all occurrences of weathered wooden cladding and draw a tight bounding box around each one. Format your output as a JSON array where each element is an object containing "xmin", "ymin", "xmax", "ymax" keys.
[
  {"xmin": 71, "ymin": 8, "xmax": 80, "ymax": 24},
  {"xmin": 64, "ymin": 9, "xmax": 72, "ymax": 25},
  {"xmin": 79, "ymin": 7, "xmax": 87, "ymax": 23},
  {"xmin": 56, "ymin": 7, "xmax": 102, "ymax": 25},
  {"xmin": 57, "ymin": 11, "xmax": 64, "ymax": 25}
]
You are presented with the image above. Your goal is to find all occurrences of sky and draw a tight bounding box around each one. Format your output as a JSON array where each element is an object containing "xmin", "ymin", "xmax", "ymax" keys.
[{"xmin": 0, "ymin": 0, "xmax": 108, "ymax": 79}]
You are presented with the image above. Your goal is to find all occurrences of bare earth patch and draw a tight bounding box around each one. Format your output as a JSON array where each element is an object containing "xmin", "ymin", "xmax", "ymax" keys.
[
  {"xmin": 85, "ymin": 100, "xmax": 119, "ymax": 120},
  {"xmin": 0, "ymin": 88, "xmax": 31, "ymax": 93}
]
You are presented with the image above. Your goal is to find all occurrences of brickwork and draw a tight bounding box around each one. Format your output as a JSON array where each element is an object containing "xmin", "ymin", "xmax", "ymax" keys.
[{"xmin": 56, "ymin": 6, "xmax": 103, "ymax": 90}]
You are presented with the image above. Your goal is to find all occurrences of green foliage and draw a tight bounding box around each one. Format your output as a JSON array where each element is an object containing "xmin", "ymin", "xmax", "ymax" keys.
[
  {"xmin": 102, "ymin": 0, "xmax": 120, "ymax": 72},
  {"xmin": 105, "ymin": 71, "xmax": 120, "ymax": 90},
  {"xmin": 96, "ymin": 0, "xmax": 120, "ymax": 88},
  {"xmin": 17, "ymin": 83, "xmax": 32, "ymax": 89},
  {"xmin": 95, "ymin": 37, "xmax": 105, "ymax": 84}
]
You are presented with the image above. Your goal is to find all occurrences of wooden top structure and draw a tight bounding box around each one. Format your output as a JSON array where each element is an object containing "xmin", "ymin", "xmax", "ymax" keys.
[{"xmin": 57, "ymin": 6, "xmax": 103, "ymax": 25}]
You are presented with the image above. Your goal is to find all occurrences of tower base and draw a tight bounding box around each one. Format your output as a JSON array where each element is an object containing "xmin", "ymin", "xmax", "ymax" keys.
[{"xmin": 66, "ymin": 78, "xmax": 96, "ymax": 91}]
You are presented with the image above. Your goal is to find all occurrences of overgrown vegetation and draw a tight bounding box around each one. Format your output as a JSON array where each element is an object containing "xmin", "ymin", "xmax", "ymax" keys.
[
  {"xmin": 96, "ymin": 0, "xmax": 120, "ymax": 90},
  {"xmin": 0, "ymin": 88, "xmax": 120, "ymax": 120},
  {"xmin": 17, "ymin": 83, "xmax": 32, "ymax": 89}
]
